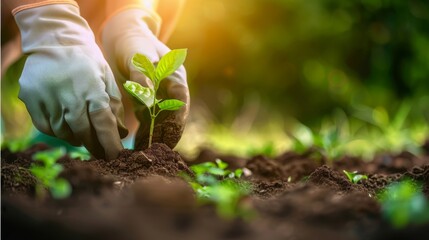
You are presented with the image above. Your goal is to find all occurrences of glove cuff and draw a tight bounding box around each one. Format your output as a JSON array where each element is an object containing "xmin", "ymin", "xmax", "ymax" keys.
[
  {"xmin": 12, "ymin": 0, "xmax": 78, "ymax": 15},
  {"xmin": 14, "ymin": 1, "xmax": 96, "ymax": 53}
]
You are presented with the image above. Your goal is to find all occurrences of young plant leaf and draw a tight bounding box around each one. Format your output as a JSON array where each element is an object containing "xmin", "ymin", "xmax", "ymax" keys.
[
  {"xmin": 123, "ymin": 81, "xmax": 155, "ymax": 108},
  {"xmin": 155, "ymin": 49, "xmax": 187, "ymax": 83},
  {"xmin": 69, "ymin": 148, "xmax": 91, "ymax": 161},
  {"xmin": 215, "ymin": 159, "xmax": 228, "ymax": 170},
  {"xmin": 33, "ymin": 148, "xmax": 66, "ymax": 166},
  {"xmin": 378, "ymin": 180, "xmax": 429, "ymax": 228},
  {"xmin": 353, "ymin": 174, "xmax": 368, "ymax": 183},
  {"xmin": 234, "ymin": 169, "xmax": 243, "ymax": 178},
  {"xmin": 30, "ymin": 148, "xmax": 72, "ymax": 200},
  {"xmin": 132, "ymin": 53, "xmax": 156, "ymax": 82},
  {"xmin": 343, "ymin": 170, "xmax": 368, "ymax": 184},
  {"xmin": 50, "ymin": 178, "xmax": 72, "ymax": 199},
  {"xmin": 190, "ymin": 162, "xmax": 217, "ymax": 175},
  {"xmin": 158, "ymin": 99, "xmax": 185, "ymax": 111}
]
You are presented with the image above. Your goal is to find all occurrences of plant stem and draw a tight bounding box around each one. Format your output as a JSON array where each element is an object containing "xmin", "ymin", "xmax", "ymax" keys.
[
  {"xmin": 148, "ymin": 85, "xmax": 158, "ymax": 148},
  {"xmin": 148, "ymin": 114, "xmax": 155, "ymax": 148}
]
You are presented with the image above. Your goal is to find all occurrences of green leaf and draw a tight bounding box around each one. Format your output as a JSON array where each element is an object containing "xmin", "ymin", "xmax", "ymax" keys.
[
  {"xmin": 215, "ymin": 159, "xmax": 228, "ymax": 170},
  {"xmin": 343, "ymin": 170, "xmax": 357, "ymax": 182},
  {"xmin": 378, "ymin": 180, "xmax": 429, "ymax": 228},
  {"xmin": 155, "ymin": 49, "xmax": 187, "ymax": 83},
  {"xmin": 132, "ymin": 53, "xmax": 156, "ymax": 82},
  {"xmin": 392, "ymin": 102, "xmax": 411, "ymax": 130},
  {"xmin": 50, "ymin": 178, "xmax": 72, "ymax": 199},
  {"xmin": 343, "ymin": 170, "xmax": 368, "ymax": 184},
  {"xmin": 208, "ymin": 167, "xmax": 227, "ymax": 176},
  {"xmin": 234, "ymin": 169, "xmax": 243, "ymax": 178},
  {"xmin": 189, "ymin": 182, "xmax": 203, "ymax": 192},
  {"xmin": 69, "ymin": 148, "xmax": 91, "ymax": 161},
  {"xmin": 32, "ymin": 148, "xmax": 66, "ymax": 168},
  {"xmin": 158, "ymin": 99, "xmax": 185, "ymax": 111},
  {"xmin": 352, "ymin": 174, "xmax": 368, "ymax": 183},
  {"xmin": 196, "ymin": 186, "xmax": 211, "ymax": 199},
  {"xmin": 190, "ymin": 162, "xmax": 216, "ymax": 175},
  {"xmin": 30, "ymin": 166, "xmax": 48, "ymax": 184},
  {"xmin": 2, "ymin": 137, "xmax": 31, "ymax": 153},
  {"xmin": 123, "ymin": 81, "xmax": 155, "ymax": 108},
  {"xmin": 372, "ymin": 107, "xmax": 389, "ymax": 127},
  {"xmin": 196, "ymin": 174, "xmax": 218, "ymax": 185}
]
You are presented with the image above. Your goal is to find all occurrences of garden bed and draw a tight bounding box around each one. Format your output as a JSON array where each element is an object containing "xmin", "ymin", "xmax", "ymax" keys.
[{"xmin": 2, "ymin": 142, "xmax": 429, "ymax": 240}]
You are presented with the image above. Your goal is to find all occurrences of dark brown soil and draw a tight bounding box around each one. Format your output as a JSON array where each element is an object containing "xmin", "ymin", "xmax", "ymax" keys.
[
  {"xmin": 134, "ymin": 114, "xmax": 184, "ymax": 150},
  {"xmin": 2, "ymin": 143, "xmax": 429, "ymax": 240}
]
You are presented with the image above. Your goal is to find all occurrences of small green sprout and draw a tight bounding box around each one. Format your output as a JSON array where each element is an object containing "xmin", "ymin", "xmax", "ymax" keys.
[
  {"xmin": 30, "ymin": 148, "xmax": 71, "ymax": 199},
  {"xmin": 123, "ymin": 49, "xmax": 187, "ymax": 148},
  {"xmin": 1, "ymin": 137, "xmax": 31, "ymax": 153},
  {"xmin": 343, "ymin": 170, "xmax": 368, "ymax": 184},
  {"xmin": 69, "ymin": 147, "xmax": 91, "ymax": 161},
  {"xmin": 190, "ymin": 159, "xmax": 243, "ymax": 182},
  {"xmin": 291, "ymin": 123, "xmax": 344, "ymax": 160},
  {"xmin": 378, "ymin": 180, "xmax": 429, "ymax": 228},
  {"xmin": 184, "ymin": 159, "xmax": 252, "ymax": 218},
  {"xmin": 352, "ymin": 103, "xmax": 426, "ymax": 156}
]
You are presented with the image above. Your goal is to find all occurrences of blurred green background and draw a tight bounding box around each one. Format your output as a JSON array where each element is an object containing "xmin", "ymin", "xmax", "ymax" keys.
[
  {"xmin": 2, "ymin": 0, "xmax": 429, "ymax": 158},
  {"xmin": 168, "ymin": 0, "xmax": 429, "ymax": 156},
  {"xmin": 170, "ymin": 0, "xmax": 429, "ymax": 122}
]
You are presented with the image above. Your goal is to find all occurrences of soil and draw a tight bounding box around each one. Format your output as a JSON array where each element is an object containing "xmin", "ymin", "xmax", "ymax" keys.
[
  {"xmin": 134, "ymin": 114, "xmax": 184, "ymax": 150},
  {"xmin": 2, "ymin": 142, "xmax": 429, "ymax": 240}
]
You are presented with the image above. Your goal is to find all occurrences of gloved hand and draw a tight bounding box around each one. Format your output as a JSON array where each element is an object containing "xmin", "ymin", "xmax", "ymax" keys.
[
  {"xmin": 102, "ymin": 8, "xmax": 190, "ymax": 150},
  {"xmin": 13, "ymin": 1, "xmax": 128, "ymax": 159}
]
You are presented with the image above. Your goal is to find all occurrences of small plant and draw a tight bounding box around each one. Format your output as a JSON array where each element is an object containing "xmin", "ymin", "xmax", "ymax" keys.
[
  {"xmin": 69, "ymin": 147, "xmax": 91, "ymax": 161},
  {"xmin": 291, "ymin": 122, "xmax": 345, "ymax": 160},
  {"xmin": 378, "ymin": 179, "xmax": 429, "ymax": 228},
  {"xmin": 190, "ymin": 159, "xmax": 243, "ymax": 183},
  {"xmin": 343, "ymin": 170, "xmax": 368, "ymax": 184},
  {"xmin": 30, "ymin": 148, "xmax": 71, "ymax": 199},
  {"xmin": 352, "ymin": 103, "xmax": 427, "ymax": 155},
  {"xmin": 1, "ymin": 137, "xmax": 31, "ymax": 153},
  {"xmin": 183, "ymin": 159, "xmax": 252, "ymax": 218},
  {"xmin": 123, "ymin": 49, "xmax": 187, "ymax": 148}
]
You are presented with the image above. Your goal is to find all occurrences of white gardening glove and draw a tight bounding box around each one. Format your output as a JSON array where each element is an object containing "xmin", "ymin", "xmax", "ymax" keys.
[
  {"xmin": 13, "ymin": 1, "xmax": 128, "ymax": 159},
  {"xmin": 102, "ymin": 8, "xmax": 190, "ymax": 150}
]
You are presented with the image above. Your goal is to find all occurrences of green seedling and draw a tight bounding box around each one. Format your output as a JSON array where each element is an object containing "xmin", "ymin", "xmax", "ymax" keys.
[
  {"xmin": 343, "ymin": 170, "xmax": 368, "ymax": 184},
  {"xmin": 69, "ymin": 147, "xmax": 91, "ymax": 161},
  {"xmin": 291, "ymin": 123, "xmax": 345, "ymax": 160},
  {"xmin": 378, "ymin": 179, "xmax": 429, "ymax": 228},
  {"xmin": 352, "ymin": 103, "xmax": 427, "ymax": 155},
  {"xmin": 184, "ymin": 159, "xmax": 251, "ymax": 218},
  {"xmin": 30, "ymin": 148, "xmax": 71, "ymax": 199},
  {"xmin": 190, "ymin": 159, "xmax": 243, "ymax": 183},
  {"xmin": 1, "ymin": 137, "xmax": 31, "ymax": 153},
  {"xmin": 123, "ymin": 49, "xmax": 187, "ymax": 148}
]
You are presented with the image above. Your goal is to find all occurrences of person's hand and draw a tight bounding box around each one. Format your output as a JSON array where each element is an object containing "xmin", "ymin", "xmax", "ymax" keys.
[
  {"xmin": 102, "ymin": 8, "xmax": 190, "ymax": 150},
  {"xmin": 13, "ymin": 1, "xmax": 128, "ymax": 159}
]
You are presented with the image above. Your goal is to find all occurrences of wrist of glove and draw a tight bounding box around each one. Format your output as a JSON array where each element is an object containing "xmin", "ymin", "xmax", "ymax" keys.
[
  {"xmin": 102, "ymin": 8, "xmax": 190, "ymax": 150},
  {"xmin": 14, "ymin": 2, "xmax": 128, "ymax": 159}
]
